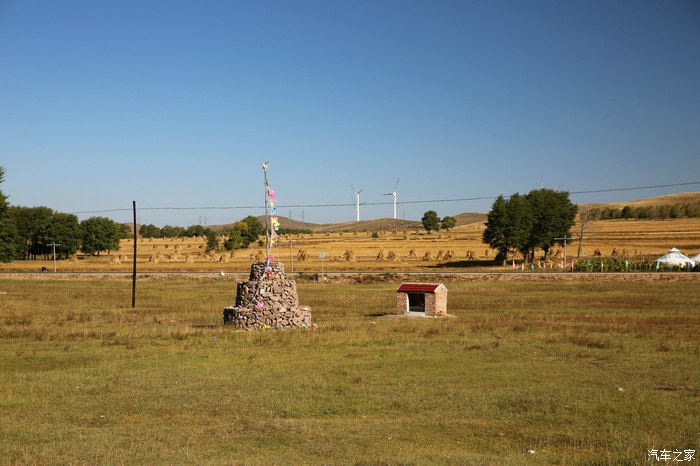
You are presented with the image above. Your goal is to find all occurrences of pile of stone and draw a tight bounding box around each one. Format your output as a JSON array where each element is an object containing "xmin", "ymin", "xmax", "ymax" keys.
[{"xmin": 223, "ymin": 262, "xmax": 312, "ymax": 329}]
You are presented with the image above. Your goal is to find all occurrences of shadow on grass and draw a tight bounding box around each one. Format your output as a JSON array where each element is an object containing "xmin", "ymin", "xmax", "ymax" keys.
[
  {"xmin": 364, "ymin": 311, "xmax": 392, "ymax": 317},
  {"xmin": 427, "ymin": 260, "xmax": 495, "ymax": 269}
]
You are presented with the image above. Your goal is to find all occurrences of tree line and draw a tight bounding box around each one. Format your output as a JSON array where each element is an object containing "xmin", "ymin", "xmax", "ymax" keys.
[
  {"xmin": 139, "ymin": 216, "xmax": 265, "ymax": 252},
  {"xmin": 0, "ymin": 168, "xmax": 129, "ymax": 262},
  {"xmin": 587, "ymin": 201, "xmax": 700, "ymax": 221},
  {"xmin": 0, "ymin": 166, "xmax": 271, "ymax": 262}
]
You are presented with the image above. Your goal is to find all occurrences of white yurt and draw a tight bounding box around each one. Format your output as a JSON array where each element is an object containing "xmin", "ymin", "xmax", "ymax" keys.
[
  {"xmin": 690, "ymin": 253, "xmax": 700, "ymax": 263},
  {"xmin": 654, "ymin": 247, "xmax": 696, "ymax": 267}
]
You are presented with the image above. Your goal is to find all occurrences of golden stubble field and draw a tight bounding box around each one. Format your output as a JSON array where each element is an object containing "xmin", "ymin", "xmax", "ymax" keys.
[{"xmin": 2, "ymin": 218, "xmax": 699, "ymax": 273}]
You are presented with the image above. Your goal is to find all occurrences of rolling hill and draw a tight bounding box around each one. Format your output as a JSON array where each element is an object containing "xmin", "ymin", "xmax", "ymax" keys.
[{"xmin": 201, "ymin": 192, "xmax": 699, "ymax": 234}]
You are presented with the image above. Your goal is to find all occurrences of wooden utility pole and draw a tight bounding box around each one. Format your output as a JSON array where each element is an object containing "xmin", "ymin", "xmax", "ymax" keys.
[{"xmin": 132, "ymin": 201, "xmax": 137, "ymax": 308}]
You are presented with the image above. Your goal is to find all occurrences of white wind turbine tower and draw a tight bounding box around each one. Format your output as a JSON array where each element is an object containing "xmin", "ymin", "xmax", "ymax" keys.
[
  {"xmin": 382, "ymin": 178, "xmax": 400, "ymax": 219},
  {"xmin": 351, "ymin": 185, "xmax": 363, "ymax": 222}
]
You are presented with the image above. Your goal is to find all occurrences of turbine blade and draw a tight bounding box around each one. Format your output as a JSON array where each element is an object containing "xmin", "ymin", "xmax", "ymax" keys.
[{"xmin": 393, "ymin": 177, "xmax": 400, "ymax": 192}]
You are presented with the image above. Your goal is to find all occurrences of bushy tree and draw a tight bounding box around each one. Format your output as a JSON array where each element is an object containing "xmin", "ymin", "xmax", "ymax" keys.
[
  {"xmin": 139, "ymin": 224, "xmax": 162, "ymax": 238},
  {"xmin": 240, "ymin": 216, "xmax": 264, "ymax": 244},
  {"xmin": 43, "ymin": 213, "xmax": 82, "ymax": 259},
  {"xmin": 483, "ymin": 194, "xmax": 534, "ymax": 263},
  {"xmin": 161, "ymin": 225, "xmax": 185, "ymax": 238},
  {"xmin": 81, "ymin": 217, "xmax": 122, "ymax": 256},
  {"xmin": 0, "ymin": 167, "xmax": 19, "ymax": 262},
  {"xmin": 184, "ymin": 224, "xmax": 207, "ymax": 237},
  {"xmin": 221, "ymin": 216, "xmax": 264, "ymax": 251},
  {"xmin": 524, "ymin": 189, "xmax": 577, "ymax": 260},
  {"xmin": 441, "ymin": 216, "xmax": 457, "ymax": 231},
  {"xmin": 482, "ymin": 195, "xmax": 510, "ymax": 262},
  {"xmin": 205, "ymin": 230, "xmax": 220, "ymax": 252},
  {"xmin": 10, "ymin": 205, "xmax": 54, "ymax": 259},
  {"xmin": 483, "ymin": 189, "xmax": 576, "ymax": 263},
  {"xmin": 506, "ymin": 193, "xmax": 535, "ymax": 260},
  {"xmin": 421, "ymin": 210, "xmax": 441, "ymax": 233}
]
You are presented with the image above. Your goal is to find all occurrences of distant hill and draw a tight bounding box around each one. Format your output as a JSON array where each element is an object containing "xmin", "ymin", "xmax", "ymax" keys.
[
  {"xmin": 254, "ymin": 216, "xmax": 319, "ymax": 231},
  {"xmin": 580, "ymin": 192, "xmax": 700, "ymax": 210},
  {"xmin": 454, "ymin": 212, "xmax": 488, "ymax": 227},
  {"xmin": 160, "ymin": 192, "xmax": 700, "ymax": 233}
]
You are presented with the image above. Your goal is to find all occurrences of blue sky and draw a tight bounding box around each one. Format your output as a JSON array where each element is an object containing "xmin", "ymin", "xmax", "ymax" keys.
[{"xmin": 1, "ymin": 0, "xmax": 699, "ymax": 226}]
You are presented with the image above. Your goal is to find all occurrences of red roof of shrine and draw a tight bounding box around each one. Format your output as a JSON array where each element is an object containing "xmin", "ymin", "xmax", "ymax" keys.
[{"xmin": 396, "ymin": 283, "xmax": 443, "ymax": 293}]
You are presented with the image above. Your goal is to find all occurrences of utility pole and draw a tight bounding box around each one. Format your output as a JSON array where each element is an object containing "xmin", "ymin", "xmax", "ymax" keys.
[
  {"xmin": 289, "ymin": 240, "xmax": 294, "ymax": 273},
  {"xmin": 555, "ymin": 236, "xmax": 570, "ymax": 271},
  {"xmin": 132, "ymin": 201, "xmax": 137, "ymax": 308},
  {"xmin": 47, "ymin": 242, "xmax": 61, "ymax": 272}
]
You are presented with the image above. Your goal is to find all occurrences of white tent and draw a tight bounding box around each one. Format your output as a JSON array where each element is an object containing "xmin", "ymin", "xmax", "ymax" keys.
[
  {"xmin": 655, "ymin": 247, "xmax": 696, "ymax": 267},
  {"xmin": 690, "ymin": 253, "xmax": 700, "ymax": 263}
]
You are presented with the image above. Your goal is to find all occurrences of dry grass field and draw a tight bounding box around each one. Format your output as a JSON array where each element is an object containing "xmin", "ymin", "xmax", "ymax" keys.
[
  {"xmin": 2, "ymin": 217, "xmax": 699, "ymax": 274},
  {"xmin": 0, "ymin": 274, "xmax": 698, "ymax": 464}
]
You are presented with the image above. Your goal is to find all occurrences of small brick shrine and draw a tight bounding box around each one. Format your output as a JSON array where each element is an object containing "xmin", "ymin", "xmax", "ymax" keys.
[
  {"xmin": 396, "ymin": 283, "xmax": 448, "ymax": 316},
  {"xmin": 224, "ymin": 262, "xmax": 312, "ymax": 329}
]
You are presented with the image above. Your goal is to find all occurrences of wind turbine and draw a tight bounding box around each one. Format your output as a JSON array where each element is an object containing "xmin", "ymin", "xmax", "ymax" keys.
[
  {"xmin": 351, "ymin": 186, "xmax": 363, "ymax": 222},
  {"xmin": 382, "ymin": 178, "xmax": 400, "ymax": 219}
]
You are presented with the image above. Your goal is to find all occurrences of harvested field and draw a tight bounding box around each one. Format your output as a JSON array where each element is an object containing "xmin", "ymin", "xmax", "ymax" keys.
[{"xmin": 1, "ymin": 218, "xmax": 699, "ymax": 273}]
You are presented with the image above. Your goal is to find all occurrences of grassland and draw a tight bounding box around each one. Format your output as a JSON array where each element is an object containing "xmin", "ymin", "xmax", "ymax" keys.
[{"xmin": 1, "ymin": 274, "xmax": 698, "ymax": 464}]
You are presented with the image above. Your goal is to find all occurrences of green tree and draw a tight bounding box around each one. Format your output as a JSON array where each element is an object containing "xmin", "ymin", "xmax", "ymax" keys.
[
  {"xmin": 441, "ymin": 216, "xmax": 457, "ymax": 231},
  {"xmin": 0, "ymin": 167, "xmax": 20, "ymax": 262},
  {"xmin": 139, "ymin": 224, "xmax": 162, "ymax": 238},
  {"xmin": 421, "ymin": 210, "xmax": 441, "ymax": 233},
  {"xmin": 81, "ymin": 217, "xmax": 122, "ymax": 256},
  {"xmin": 505, "ymin": 194, "xmax": 535, "ymax": 261},
  {"xmin": 205, "ymin": 230, "xmax": 220, "ymax": 252},
  {"xmin": 223, "ymin": 227, "xmax": 245, "ymax": 251},
  {"xmin": 10, "ymin": 205, "xmax": 54, "ymax": 259},
  {"xmin": 43, "ymin": 213, "xmax": 82, "ymax": 259},
  {"xmin": 241, "ymin": 216, "xmax": 264, "ymax": 245},
  {"xmin": 221, "ymin": 216, "xmax": 265, "ymax": 251},
  {"xmin": 524, "ymin": 188, "xmax": 577, "ymax": 260},
  {"xmin": 184, "ymin": 224, "xmax": 207, "ymax": 237},
  {"xmin": 482, "ymin": 195, "xmax": 510, "ymax": 262},
  {"xmin": 482, "ymin": 193, "xmax": 537, "ymax": 263},
  {"xmin": 161, "ymin": 225, "xmax": 185, "ymax": 238}
]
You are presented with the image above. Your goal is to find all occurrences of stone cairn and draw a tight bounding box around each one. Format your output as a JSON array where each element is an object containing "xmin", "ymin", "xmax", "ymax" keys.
[{"xmin": 223, "ymin": 262, "xmax": 312, "ymax": 329}]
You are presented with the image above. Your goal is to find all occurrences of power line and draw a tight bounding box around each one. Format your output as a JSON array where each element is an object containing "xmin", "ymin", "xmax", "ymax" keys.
[{"xmin": 71, "ymin": 180, "xmax": 700, "ymax": 215}]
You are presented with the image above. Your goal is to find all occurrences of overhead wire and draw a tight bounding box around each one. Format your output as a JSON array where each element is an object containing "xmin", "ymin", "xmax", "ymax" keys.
[{"xmin": 70, "ymin": 180, "xmax": 700, "ymax": 215}]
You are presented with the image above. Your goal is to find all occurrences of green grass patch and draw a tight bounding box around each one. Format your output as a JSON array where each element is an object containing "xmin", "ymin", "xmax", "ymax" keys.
[{"xmin": 0, "ymin": 277, "xmax": 698, "ymax": 464}]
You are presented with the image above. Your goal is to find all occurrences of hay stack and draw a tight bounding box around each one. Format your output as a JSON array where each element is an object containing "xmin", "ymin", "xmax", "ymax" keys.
[
  {"xmin": 387, "ymin": 250, "xmax": 399, "ymax": 262},
  {"xmin": 343, "ymin": 249, "xmax": 356, "ymax": 262},
  {"xmin": 376, "ymin": 249, "xmax": 386, "ymax": 261},
  {"xmin": 408, "ymin": 249, "xmax": 417, "ymax": 258},
  {"xmin": 110, "ymin": 255, "xmax": 121, "ymax": 264},
  {"xmin": 148, "ymin": 254, "xmax": 159, "ymax": 264},
  {"xmin": 185, "ymin": 254, "xmax": 194, "ymax": 263},
  {"xmin": 423, "ymin": 252, "xmax": 433, "ymax": 261},
  {"xmin": 296, "ymin": 249, "xmax": 308, "ymax": 262},
  {"xmin": 436, "ymin": 250, "xmax": 445, "ymax": 260}
]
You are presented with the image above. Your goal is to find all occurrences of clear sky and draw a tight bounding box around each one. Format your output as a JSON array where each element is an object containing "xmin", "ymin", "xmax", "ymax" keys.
[{"xmin": 1, "ymin": 0, "xmax": 699, "ymax": 226}]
